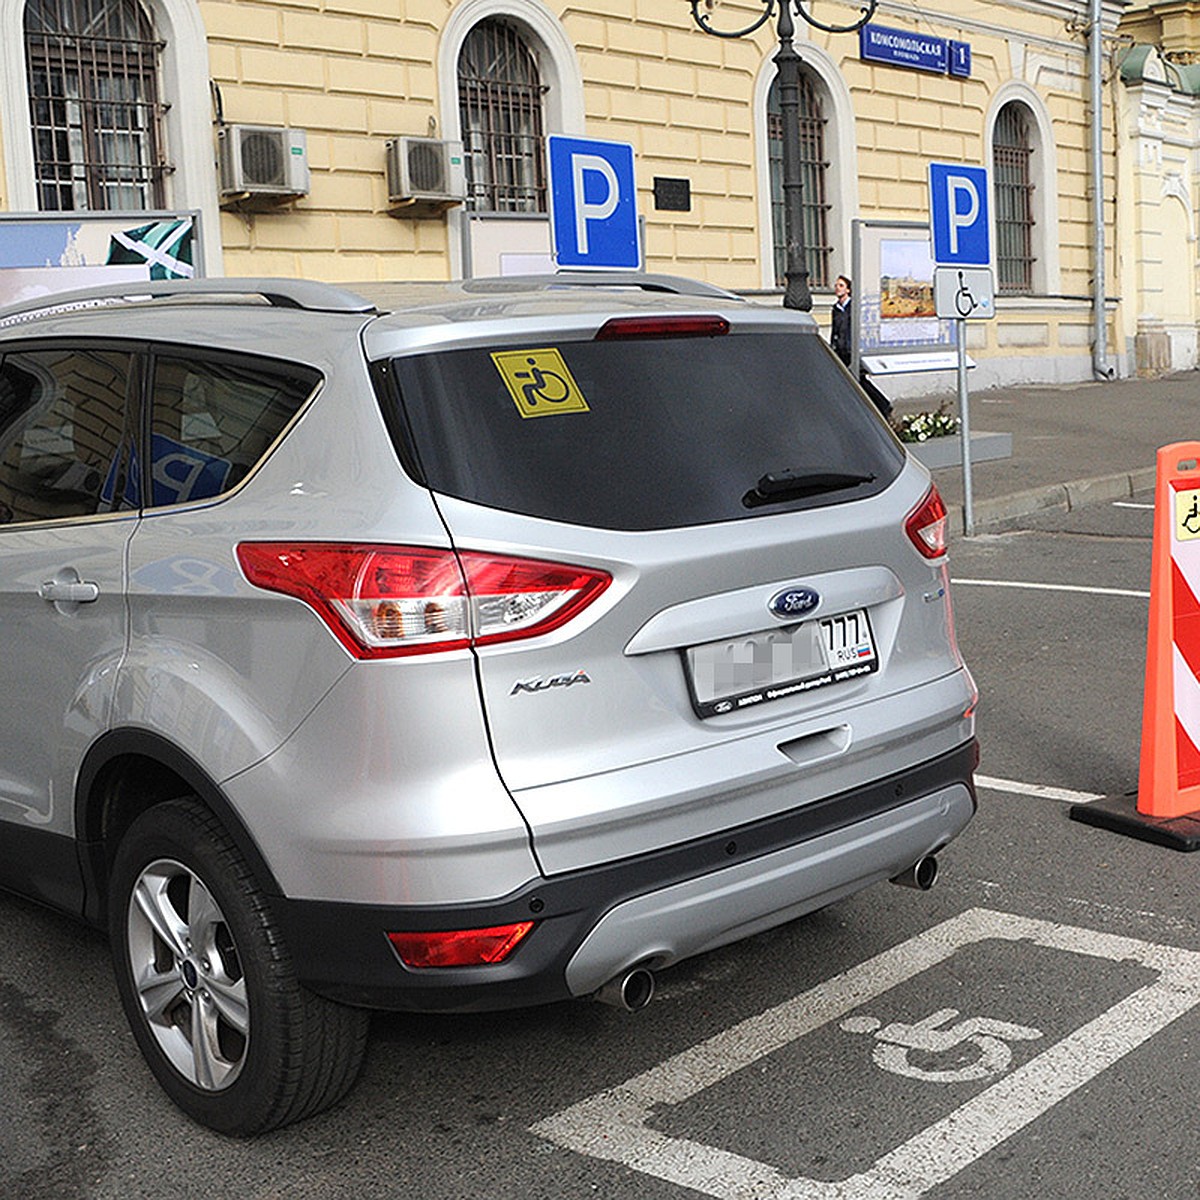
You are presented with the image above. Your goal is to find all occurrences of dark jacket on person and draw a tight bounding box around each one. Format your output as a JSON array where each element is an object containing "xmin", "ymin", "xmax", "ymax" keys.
[
  {"xmin": 830, "ymin": 298, "xmax": 851, "ymax": 366},
  {"xmin": 829, "ymin": 295, "xmax": 892, "ymax": 419}
]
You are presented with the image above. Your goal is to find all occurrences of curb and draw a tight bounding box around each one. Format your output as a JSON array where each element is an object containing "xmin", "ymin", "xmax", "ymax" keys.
[{"xmin": 946, "ymin": 466, "xmax": 1158, "ymax": 535}]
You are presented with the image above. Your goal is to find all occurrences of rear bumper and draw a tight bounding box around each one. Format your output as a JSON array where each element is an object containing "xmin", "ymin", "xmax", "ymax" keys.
[{"xmin": 275, "ymin": 739, "xmax": 977, "ymax": 1012}]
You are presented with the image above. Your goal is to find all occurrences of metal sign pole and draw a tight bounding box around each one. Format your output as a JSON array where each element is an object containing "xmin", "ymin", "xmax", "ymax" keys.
[
  {"xmin": 927, "ymin": 159, "xmax": 992, "ymax": 540},
  {"xmin": 957, "ymin": 316, "xmax": 974, "ymax": 537},
  {"xmin": 935, "ymin": 265, "xmax": 992, "ymax": 538}
]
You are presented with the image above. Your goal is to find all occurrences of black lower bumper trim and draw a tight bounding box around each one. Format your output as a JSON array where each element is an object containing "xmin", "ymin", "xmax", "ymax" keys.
[{"xmin": 275, "ymin": 740, "xmax": 978, "ymax": 1012}]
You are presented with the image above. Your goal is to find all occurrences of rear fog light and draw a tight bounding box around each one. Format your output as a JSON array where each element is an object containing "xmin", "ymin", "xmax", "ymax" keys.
[{"xmin": 387, "ymin": 922, "xmax": 535, "ymax": 968}]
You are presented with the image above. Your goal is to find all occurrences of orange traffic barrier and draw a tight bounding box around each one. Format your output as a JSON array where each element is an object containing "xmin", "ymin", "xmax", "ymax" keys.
[
  {"xmin": 1071, "ymin": 443, "xmax": 1200, "ymax": 849},
  {"xmin": 1137, "ymin": 441, "xmax": 1200, "ymax": 819}
]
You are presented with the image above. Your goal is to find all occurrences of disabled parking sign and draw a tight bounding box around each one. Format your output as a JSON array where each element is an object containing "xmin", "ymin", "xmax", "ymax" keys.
[{"xmin": 548, "ymin": 135, "xmax": 641, "ymax": 270}]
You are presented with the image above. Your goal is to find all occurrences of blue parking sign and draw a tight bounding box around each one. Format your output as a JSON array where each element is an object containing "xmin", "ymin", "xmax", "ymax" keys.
[
  {"xmin": 928, "ymin": 162, "xmax": 990, "ymax": 266},
  {"xmin": 548, "ymin": 136, "xmax": 640, "ymax": 270}
]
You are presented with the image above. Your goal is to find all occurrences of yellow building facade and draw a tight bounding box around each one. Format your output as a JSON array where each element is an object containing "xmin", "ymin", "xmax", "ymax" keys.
[{"xmin": 0, "ymin": 0, "xmax": 1181, "ymax": 392}]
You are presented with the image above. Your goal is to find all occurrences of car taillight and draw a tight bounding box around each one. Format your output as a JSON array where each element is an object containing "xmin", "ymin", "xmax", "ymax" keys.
[
  {"xmin": 905, "ymin": 485, "xmax": 949, "ymax": 559},
  {"xmin": 457, "ymin": 550, "xmax": 611, "ymax": 646},
  {"xmin": 236, "ymin": 543, "xmax": 611, "ymax": 659},
  {"xmin": 387, "ymin": 922, "xmax": 535, "ymax": 968}
]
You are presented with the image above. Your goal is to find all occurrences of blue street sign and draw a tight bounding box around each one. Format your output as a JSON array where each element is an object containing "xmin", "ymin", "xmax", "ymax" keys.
[
  {"xmin": 860, "ymin": 24, "xmax": 949, "ymax": 74},
  {"xmin": 928, "ymin": 162, "xmax": 991, "ymax": 266},
  {"xmin": 548, "ymin": 135, "xmax": 640, "ymax": 270},
  {"xmin": 949, "ymin": 40, "xmax": 971, "ymax": 77}
]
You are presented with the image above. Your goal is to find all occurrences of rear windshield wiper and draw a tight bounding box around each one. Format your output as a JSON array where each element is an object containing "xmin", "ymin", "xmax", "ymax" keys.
[{"xmin": 743, "ymin": 468, "xmax": 876, "ymax": 509}]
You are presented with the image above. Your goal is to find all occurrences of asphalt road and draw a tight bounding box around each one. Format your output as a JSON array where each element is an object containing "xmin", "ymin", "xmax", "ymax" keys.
[{"xmin": 7, "ymin": 492, "xmax": 1200, "ymax": 1200}]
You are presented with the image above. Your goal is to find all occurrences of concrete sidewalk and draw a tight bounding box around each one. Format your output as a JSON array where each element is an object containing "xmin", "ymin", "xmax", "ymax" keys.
[{"xmin": 892, "ymin": 372, "xmax": 1200, "ymax": 532}]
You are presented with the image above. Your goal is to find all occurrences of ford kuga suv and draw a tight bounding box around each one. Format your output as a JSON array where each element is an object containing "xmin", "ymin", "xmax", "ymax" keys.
[{"xmin": 0, "ymin": 273, "xmax": 977, "ymax": 1133}]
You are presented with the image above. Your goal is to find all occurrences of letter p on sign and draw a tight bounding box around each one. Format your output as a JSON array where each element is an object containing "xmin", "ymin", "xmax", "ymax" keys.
[
  {"xmin": 571, "ymin": 154, "xmax": 619, "ymax": 255},
  {"xmin": 928, "ymin": 162, "xmax": 991, "ymax": 267}
]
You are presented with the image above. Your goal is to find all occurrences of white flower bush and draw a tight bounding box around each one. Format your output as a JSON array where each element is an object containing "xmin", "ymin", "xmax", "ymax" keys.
[{"xmin": 891, "ymin": 408, "xmax": 961, "ymax": 443}]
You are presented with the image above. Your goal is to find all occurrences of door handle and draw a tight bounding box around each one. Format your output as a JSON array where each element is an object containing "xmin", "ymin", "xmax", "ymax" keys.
[{"xmin": 39, "ymin": 580, "xmax": 100, "ymax": 604}]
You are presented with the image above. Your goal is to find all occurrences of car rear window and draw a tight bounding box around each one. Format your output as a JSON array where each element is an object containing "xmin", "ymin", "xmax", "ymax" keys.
[{"xmin": 381, "ymin": 328, "xmax": 904, "ymax": 531}]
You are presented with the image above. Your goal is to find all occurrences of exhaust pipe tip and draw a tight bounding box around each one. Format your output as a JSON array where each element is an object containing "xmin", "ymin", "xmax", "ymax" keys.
[
  {"xmin": 890, "ymin": 854, "xmax": 939, "ymax": 891},
  {"xmin": 594, "ymin": 967, "xmax": 656, "ymax": 1012}
]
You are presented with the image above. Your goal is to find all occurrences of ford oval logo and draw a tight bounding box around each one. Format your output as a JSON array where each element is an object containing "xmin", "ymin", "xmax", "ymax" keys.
[{"xmin": 769, "ymin": 586, "xmax": 820, "ymax": 619}]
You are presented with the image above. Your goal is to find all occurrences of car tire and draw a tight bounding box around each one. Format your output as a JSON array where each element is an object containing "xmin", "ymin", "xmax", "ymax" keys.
[{"xmin": 108, "ymin": 797, "xmax": 370, "ymax": 1135}]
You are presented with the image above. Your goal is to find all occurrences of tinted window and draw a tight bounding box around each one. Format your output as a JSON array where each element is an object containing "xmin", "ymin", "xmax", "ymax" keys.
[
  {"xmin": 148, "ymin": 353, "xmax": 318, "ymax": 507},
  {"xmin": 385, "ymin": 329, "xmax": 904, "ymax": 531},
  {"xmin": 0, "ymin": 346, "xmax": 135, "ymax": 525}
]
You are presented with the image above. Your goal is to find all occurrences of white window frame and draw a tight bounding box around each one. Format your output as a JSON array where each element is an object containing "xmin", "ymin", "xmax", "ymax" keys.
[{"xmin": 438, "ymin": 0, "xmax": 584, "ymax": 278}]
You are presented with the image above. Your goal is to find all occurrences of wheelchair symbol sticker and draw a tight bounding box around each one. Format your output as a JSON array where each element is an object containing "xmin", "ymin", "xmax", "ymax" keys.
[
  {"xmin": 1176, "ymin": 488, "xmax": 1200, "ymax": 542},
  {"xmin": 492, "ymin": 348, "xmax": 590, "ymax": 419}
]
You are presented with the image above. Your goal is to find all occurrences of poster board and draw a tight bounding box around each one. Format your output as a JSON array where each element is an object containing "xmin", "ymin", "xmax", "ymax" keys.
[
  {"xmin": 850, "ymin": 219, "xmax": 963, "ymax": 376},
  {"xmin": 0, "ymin": 211, "xmax": 203, "ymax": 309},
  {"xmin": 465, "ymin": 214, "xmax": 554, "ymax": 277},
  {"xmin": 463, "ymin": 211, "xmax": 646, "ymax": 277}
]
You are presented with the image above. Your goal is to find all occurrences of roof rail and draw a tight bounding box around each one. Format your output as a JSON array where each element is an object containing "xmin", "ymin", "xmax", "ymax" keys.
[
  {"xmin": 0, "ymin": 277, "xmax": 376, "ymax": 326},
  {"xmin": 460, "ymin": 272, "xmax": 743, "ymax": 301}
]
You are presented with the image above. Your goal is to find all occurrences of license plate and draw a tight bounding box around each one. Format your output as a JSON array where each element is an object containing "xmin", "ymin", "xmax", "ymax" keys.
[{"xmin": 685, "ymin": 610, "xmax": 877, "ymax": 718}]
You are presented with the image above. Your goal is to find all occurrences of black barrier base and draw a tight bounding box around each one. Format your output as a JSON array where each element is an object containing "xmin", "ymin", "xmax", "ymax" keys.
[{"xmin": 1069, "ymin": 792, "xmax": 1200, "ymax": 852}]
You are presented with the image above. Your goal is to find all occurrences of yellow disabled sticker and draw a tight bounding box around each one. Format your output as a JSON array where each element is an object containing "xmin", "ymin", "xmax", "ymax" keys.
[
  {"xmin": 1178, "ymin": 488, "xmax": 1200, "ymax": 542},
  {"xmin": 491, "ymin": 348, "xmax": 589, "ymax": 419}
]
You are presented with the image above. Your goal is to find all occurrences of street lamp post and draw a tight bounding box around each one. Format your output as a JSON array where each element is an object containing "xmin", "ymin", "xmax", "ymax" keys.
[{"xmin": 687, "ymin": 0, "xmax": 877, "ymax": 311}]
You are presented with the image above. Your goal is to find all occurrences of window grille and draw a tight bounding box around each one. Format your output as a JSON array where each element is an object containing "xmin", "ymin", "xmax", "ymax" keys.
[
  {"xmin": 25, "ymin": 0, "xmax": 168, "ymax": 211},
  {"xmin": 458, "ymin": 18, "xmax": 547, "ymax": 214},
  {"xmin": 993, "ymin": 103, "xmax": 1036, "ymax": 294},
  {"xmin": 768, "ymin": 74, "xmax": 831, "ymax": 290}
]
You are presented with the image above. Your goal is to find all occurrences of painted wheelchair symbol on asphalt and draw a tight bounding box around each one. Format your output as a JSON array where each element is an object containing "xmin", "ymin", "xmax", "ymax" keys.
[
  {"xmin": 532, "ymin": 909, "xmax": 1200, "ymax": 1199},
  {"xmin": 841, "ymin": 1007, "xmax": 1043, "ymax": 1083}
]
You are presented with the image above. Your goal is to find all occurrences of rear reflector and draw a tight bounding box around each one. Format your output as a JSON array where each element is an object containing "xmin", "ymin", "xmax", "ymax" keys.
[
  {"xmin": 237, "ymin": 543, "xmax": 610, "ymax": 659},
  {"xmin": 904, "ymin": 485, "xmax": 949, "ymax": 559},
  {"xmin": 594, "ymin": 315, "xmax": 730, "ymax": 340},
  {"xmin": 387, "ymin": 922, "xmax": 535, "ymax": 968}
]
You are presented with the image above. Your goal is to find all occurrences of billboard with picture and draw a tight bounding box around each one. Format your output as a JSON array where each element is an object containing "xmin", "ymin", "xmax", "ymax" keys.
[
  {"xmin": 0, "ymin": 211, "xmax": 203, "ymax": 310},
  {"xmin": 850, "ymin": 219, "xmax": 957, "ymax": 375}
]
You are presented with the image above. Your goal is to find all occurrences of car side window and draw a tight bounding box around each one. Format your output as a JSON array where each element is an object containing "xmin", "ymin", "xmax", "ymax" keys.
[
  {"xmin": 0, "ymin": 347, "xmax": 136, "ymax": 526},
  {"xmin": 147, "ymin": 353, "xmax": 318, "ymax": 507}
]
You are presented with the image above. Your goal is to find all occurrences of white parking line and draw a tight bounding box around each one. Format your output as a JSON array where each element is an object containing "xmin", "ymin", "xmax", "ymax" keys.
[
  {"xmin": 1112, "ymin": 502, "xmax": 1154, "ymax": 510},
  {"xmin": 954, "ymin": 578, "xmax": 1150, "ymax": 599},
  {"xmin": 531, "ymin": 909, "xmax": 1200, "ymax": 1199},
  {"xmin": 975, "ymin": 774, "xmax": 1103, "ymax": 804}
]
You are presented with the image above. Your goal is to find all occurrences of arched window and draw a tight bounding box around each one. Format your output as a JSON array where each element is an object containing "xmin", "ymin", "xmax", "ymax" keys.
[
  {"xmin": 767, "ymin": 73, "xmax": 830, "ymax": 290},
  {"xmin": 458, "ymin": 17, "xmax": 547, "ymax": 213},
  {"xmin": 24, "ymin": 0, "xmax": 167, "ymax": 211},
  {"xmin": 993, "ymin": 102, "xmax": 1036, "ymax": 294}
]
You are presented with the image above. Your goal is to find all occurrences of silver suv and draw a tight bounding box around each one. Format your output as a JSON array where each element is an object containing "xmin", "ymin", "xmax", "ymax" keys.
[{"xmin": 0, "ymin": 274, "xmax": 976, "ymax": 1134}]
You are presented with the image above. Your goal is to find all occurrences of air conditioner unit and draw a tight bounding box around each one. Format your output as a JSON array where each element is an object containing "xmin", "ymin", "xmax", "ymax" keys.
[
  {"xmin": 218, "ymin": 125, "xmax": 310, "ymax": 200},
  {"xmin": 386, "ymin": 137, "xmax": 466, "ymax": 209}
]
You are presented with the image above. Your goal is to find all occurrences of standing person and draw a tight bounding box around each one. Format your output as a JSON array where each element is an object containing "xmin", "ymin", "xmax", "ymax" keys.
[
  {"xmin": 830, "ymin": 274, "xmax": 852, "ymax": 366},
  {"xmin": 828, "ymin": 273, "xmax": 892, "ymax": 420}
]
